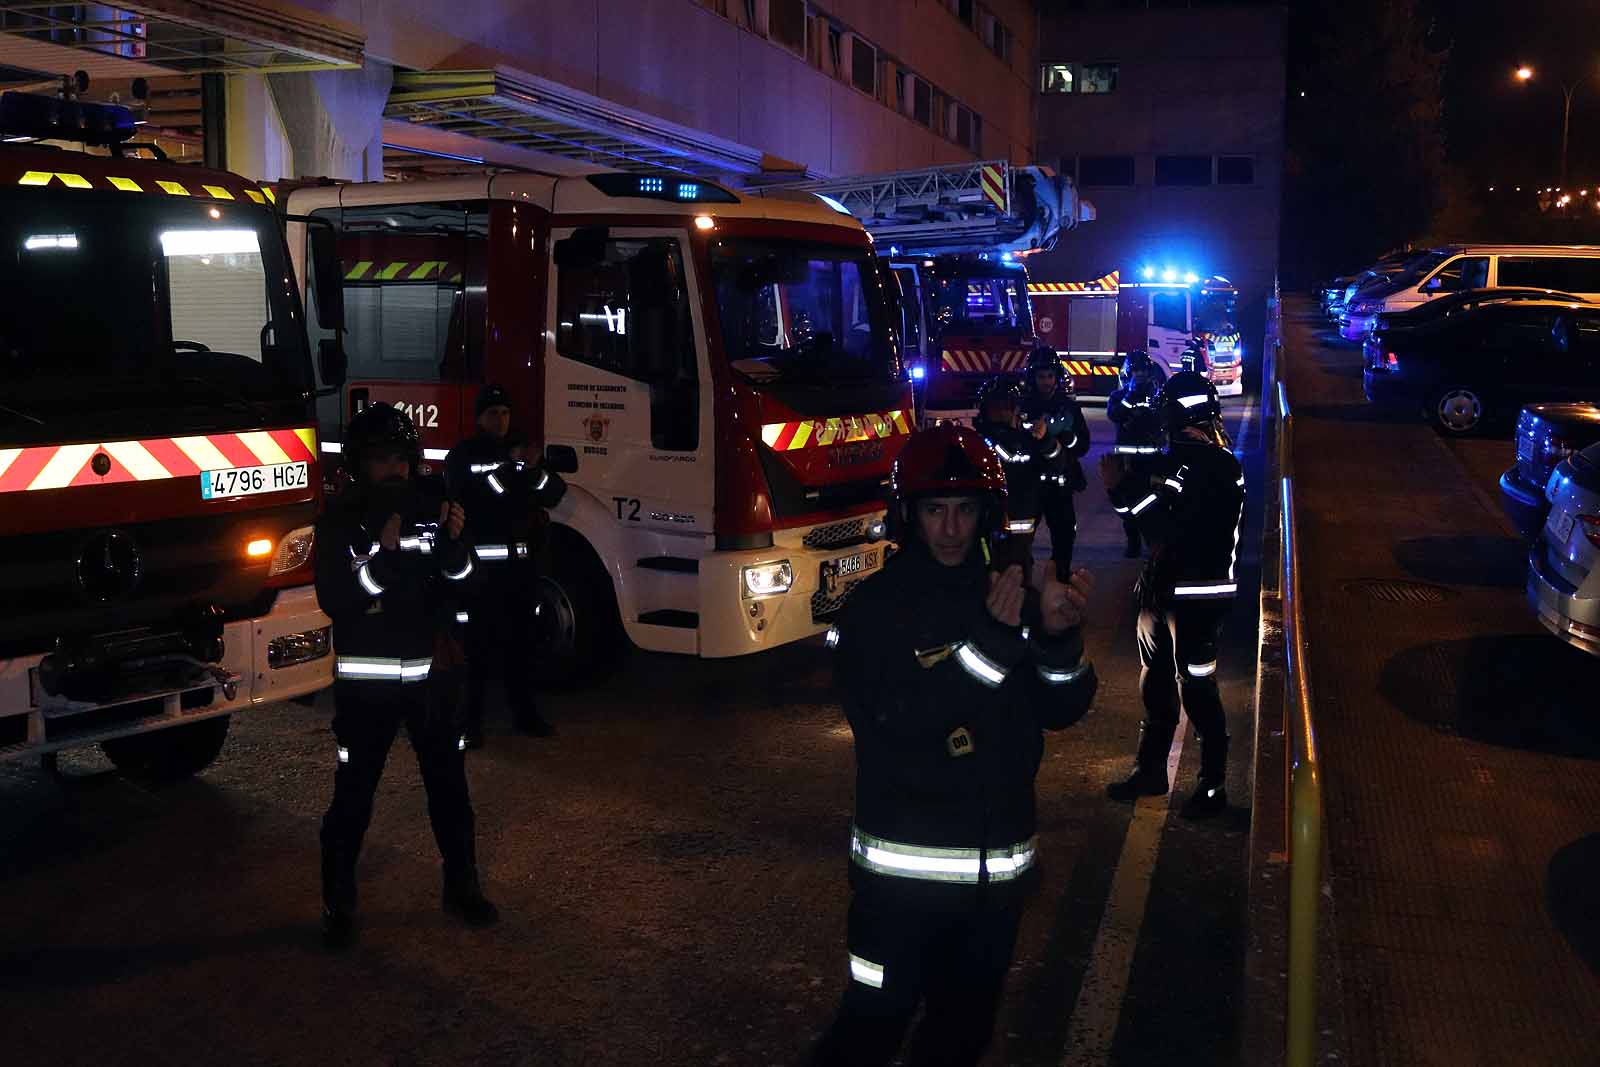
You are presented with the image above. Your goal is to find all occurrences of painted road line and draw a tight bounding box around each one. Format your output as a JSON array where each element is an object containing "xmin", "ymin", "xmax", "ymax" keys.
[{"xmin": 1060, "ymin": 714, "xmax": 1189, "ymax": 1066}]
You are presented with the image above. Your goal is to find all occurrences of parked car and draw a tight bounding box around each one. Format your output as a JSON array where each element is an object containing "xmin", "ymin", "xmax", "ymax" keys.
[
  {"xmin": 1358, "ymin": 244, "xmax": 1600, "ymax": 327},
  {"xmin": 1500, "ymin": 403, "xmax": 1600, "ymax": 537},
  {"xmin": 1368, "ymin": 286, "xmax": 1588, "ymax": 338},
  {"xmin": 1363, "ymin": 300, "xmax": 1600, "ymax": 435},
  {"xmin": 1527, "ymin": 440, "xmax": 1600, "ymax": 657}
]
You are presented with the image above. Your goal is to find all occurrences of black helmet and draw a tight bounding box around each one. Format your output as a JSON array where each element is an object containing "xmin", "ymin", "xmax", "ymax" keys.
[
  {"xmin": 1026, "ymin": 345, "xmax": 1073, "ymax": 395},
  {"xmin": 1158, "ymin": 371, "xmax": 1222, "ymax": 434},
  {"xmin": 343, "ymin": 402, "xmax": 420, "ymax": 481},
  {"xmin": 1119, "ymin": 349, "xmax": 1159, "ymax": 390},
  {"xmin": 476, "ymin": 382, "xmax": 513, "ymax": 415},
  {"xmin": 973, "ymin": 376, "xmax": 1021, "ymax": 421}
]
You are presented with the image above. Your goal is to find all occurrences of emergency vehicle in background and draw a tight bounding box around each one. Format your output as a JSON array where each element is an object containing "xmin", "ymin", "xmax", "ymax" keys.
[
  {"xmin": 283, "ymin": 170, "xmax": 912, "ymax": 680},
  {"xmin": 0, "ymin": 89, "xmax": 347, "ymax": 776},
  {"xmin": 766, "ymin": 160, "xmax": 1094, "ymax": 420},
  {"xmin": 1029, "ymin": 267, "xmax": 1244, "ymax": 397}
]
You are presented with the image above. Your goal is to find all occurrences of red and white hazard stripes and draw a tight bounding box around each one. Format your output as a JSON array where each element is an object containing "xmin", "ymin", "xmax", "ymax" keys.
[
  {"xmin": 1062, "ymin": 360, "xmax": 1120, "ymax": 377},
  {"xmin": 0, "ymin": 428, "xmax": 317, "ymax": 495},
  {"xmin": 979, "ymin": 164, "xmax": 1008, "ymax": 212},
  {"xmin": 1028, "ymin": 271, "xmax": 1120, "ymax": 295},
  {"xmin": 761, "ymin": 410, "xmax": 912, "ymax": 452},
  {"xmin": 940, "ymin": 349, "xmax": 1030, "ymax": 373}
]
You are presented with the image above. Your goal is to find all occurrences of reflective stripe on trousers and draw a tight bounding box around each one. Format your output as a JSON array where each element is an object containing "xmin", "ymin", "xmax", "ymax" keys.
[
  {"xmin": 850, "ymin": 826, "xmax": 1036, "ymax": 883},
  {"xmin": 1173, "ymin": 582, "xmax": 1237, "ymax": 599},
  {"xmin": 334, "ymin": 656, "xmax": 433, "ymax": 683}
]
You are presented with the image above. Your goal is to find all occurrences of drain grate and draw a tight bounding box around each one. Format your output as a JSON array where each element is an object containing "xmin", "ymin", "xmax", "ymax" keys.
[{"xmin": 1344, "ymin": 578, "xmax": 1456, "ymax": 604}]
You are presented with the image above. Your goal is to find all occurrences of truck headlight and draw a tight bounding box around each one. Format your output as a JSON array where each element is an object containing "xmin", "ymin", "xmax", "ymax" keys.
[
  {"xmin": 268, "ymin": 525, "xmax": 316, "ymax": 577},
  {"xmin": 742, "ymin": 560, "xmax": 794, "ymax": 599},
  {"xmin": 267, "ymin": 626, "xmax": 331, "ymax": 669}
]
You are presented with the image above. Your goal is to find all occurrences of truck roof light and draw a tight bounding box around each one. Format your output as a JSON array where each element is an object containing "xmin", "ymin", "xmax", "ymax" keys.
[
  {"xmin": 587, "ymin": 172, "xmax": 739, "ymax": 204},
  {"xmin": 24, "ymin": 233, "xmax": 77, "ymax": 251},
  {"xmin": 0, "ymin": 91, "xmax": 135, "ymax": 146},
  {"xmin": 817, "ymin": 193, "xmax": 852, "ymax": 215},
  {"xmin": 160, "ymin": 229, "xmax": 260, "ymax": 257},
  {"xmin": 1184, "ymin": 271, "xmax": 1199, "ymax": 284},
  {"xmin": 1162, "ymin": 267, "xmax": 1177, "ymax": 282},
  {"xmin": 694, "ymin": 215, "xmax": 715, "ymax": 230}
]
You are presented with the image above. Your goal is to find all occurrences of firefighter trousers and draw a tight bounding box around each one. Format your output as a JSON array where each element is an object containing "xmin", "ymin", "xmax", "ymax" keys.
[
  {"xmin": 465, "ymin": 563, "xmax": 540, "ymax": 732},
  {"xmin": 320, "ymin": 678, "xmax": 476, "ymax": 912},
  {"xmin": 810, "ymin": 892, "xmax": 1023, "ymax": 1067},
  {"xmin": 1037, "ymin": 485, "xmax": 1077, "ymax": 576},
  {"xmin": 1135, "ymin": 600, "xmax": 1231, "ymax": 782}
]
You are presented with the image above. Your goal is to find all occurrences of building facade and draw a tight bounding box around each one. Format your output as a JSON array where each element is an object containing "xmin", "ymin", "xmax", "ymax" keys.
[{"xmin": 1031, "ymin": 3, "xmax": 1286, "ymax": 303}]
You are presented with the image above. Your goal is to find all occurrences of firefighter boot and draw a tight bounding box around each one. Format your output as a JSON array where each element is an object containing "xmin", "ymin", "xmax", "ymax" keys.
[
  {"xmin": 320, "ymin": 848, "xmax": 358, "ymax": 950},
  {"xmin": 1183, "ymin": 733, "xmax": 1230, "ymax": 819},
  {"xmin": 1105, "ymin": 721, "xmax": 1176, "ymax": 801},
  {"xmin": 443, "ymin": 869, "xmax": 500, "ymax": 928}
]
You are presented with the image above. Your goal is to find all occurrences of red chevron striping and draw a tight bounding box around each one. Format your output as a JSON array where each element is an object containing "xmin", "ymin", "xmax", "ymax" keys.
[
  {"xmin": 268, "ymin": 428, "xmax": 315, "ymax": 462},
  {"xmin": 0, "ymin": 447, "xmax": 52, "ymax": 492},
  {"xmin": 208, "ymin": 434, "xmax": 260, "ymax": 469},
  {"xmin": 139, "ymin": 437, "xmax": 200, "ymax": 476}
]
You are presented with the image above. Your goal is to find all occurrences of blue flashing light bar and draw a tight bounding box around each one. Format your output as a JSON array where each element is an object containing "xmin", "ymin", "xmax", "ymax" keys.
[
  {"xmin": 909, "ymin": 364, "xmax": 927, "ymax": 381},
  {"xmin": 640, "ymin": 176, "xmax": 665, "ymax": 193},
  {"xmin": 678, "ymin": 181, "xmax": 700, "ymax": 199},
  {"xmin": 587, "ymin": 173, "xmax": 739, "ymax": 204}
]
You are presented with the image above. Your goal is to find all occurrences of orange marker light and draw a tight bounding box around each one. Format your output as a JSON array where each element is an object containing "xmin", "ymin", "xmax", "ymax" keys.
[
  {"xmin": 247, "ymin": 538, "xmax": 273, "ymax": 558},
  {"xmin": 694, "ymin": 215, "xmax": 715, "ymax": 231}
]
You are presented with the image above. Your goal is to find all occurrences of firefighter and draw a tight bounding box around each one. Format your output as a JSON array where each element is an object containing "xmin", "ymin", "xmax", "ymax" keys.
[
  {"xmin": 315, "ymin": 403, "xmax": 496, "ymax": 950},
  {"xmin": 972, "ymin": 376, "xmax": 1047, "ymax": 560},
  {"xmin": 445, "ymin": 384, "xmax": 566, "ymax": 746},
  {"xmin": 1018, "ymin": 346, "xmax": 1091, "ymax": 577},
  {"xmin": 1099, "ymin": 371, "xmax": 1244, "ymax": 818},
  {"xmin": 810, "ymin": 423, "xmax": 1098, "ymax": 1066},
  {"xmin": 1105, "ymin": 350, "xmax": 1168, "ymax": 559}
]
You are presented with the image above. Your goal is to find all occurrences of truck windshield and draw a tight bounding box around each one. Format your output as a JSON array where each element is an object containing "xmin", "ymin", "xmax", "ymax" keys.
[
  {"xmin": 0, "ymin": 189, "xmax": 311, "ymax": 447},
  {"xmin": 1196, "ymin": 292, "xmax": 1237, "ymax": 334},
  {"xmin": 934, "ymin": 272, "xmax": 1033, "ymax": 336},
  {"xmin": 712, "ymin": 238, "xmax": 897, "ymax": 385}
]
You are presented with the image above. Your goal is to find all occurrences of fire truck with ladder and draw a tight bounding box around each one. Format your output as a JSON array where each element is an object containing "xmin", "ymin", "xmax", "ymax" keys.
[
  {"xmin": 766, "ymin": 160, "xmax": 1096, "ymax": 420},
  {"xmin": 1029, "ymin": 266, "xmax": 1244, "ymax": 397},
  {"xmin": 0, "ymin": 89, "xmax": 348, "ymax": 777},
  {"xmin": 282, "ymin": 170, "xmax": 912, "ymax": 681}
]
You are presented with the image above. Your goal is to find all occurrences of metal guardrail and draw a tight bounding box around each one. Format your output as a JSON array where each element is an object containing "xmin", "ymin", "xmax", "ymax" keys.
[{"xmin": 1265, "ymin": 285, "xmax": 1325, "ymax": 1067}]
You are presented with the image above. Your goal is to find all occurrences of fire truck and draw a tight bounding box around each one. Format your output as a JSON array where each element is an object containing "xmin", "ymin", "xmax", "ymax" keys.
[
  {"xmin": 283, "ymin": 171, "xmax": 913, "ymax": 679},
  {"xmin": 766, "ymin": 160, "xmax": 1091, "ymax": 420},
  {"xmin": 0, "ymin": 90, "xmax": 345, "ymax": 776},
  {"xmin": 1029, "ymin": 268, "xmax": 1244, "ymax": 397}
]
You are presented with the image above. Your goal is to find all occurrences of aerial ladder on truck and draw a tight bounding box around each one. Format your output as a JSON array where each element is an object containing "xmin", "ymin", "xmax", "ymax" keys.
[{"xmin": 759, "ymin": 160, "xmax": 1096, "ymax": 421}]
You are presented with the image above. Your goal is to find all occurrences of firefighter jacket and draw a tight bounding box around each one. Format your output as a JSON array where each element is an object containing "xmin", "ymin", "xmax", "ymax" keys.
[
  {"xmin": 1107, "ymin": 437, "xmax": 1245, "ymax": 604},
  {"xmin": 314, "ymin": 484, "xmax": 476, "ymax": 685},
  {"xmin": 830, "ymin": 538, "xmax": 1098, "ymax": 910},
  {"xmin": 1019, "ymin": 389, "xmax": 1091, "ymax": 491},
  {"xmin": 972, "ymin": 415, "xmax": 1051, "ymax": 523},
  {"xmin": 1105, "ymin": 386, "xmax": 1165, "ymax": 455},
  {"xmin": 444, "ymin": 433, "xmax": 567, "ymax": 568}
]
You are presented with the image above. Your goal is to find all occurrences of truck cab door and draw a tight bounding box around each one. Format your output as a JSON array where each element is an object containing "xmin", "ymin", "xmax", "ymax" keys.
[
  {"xmin": 546, "ymin": 226, "xmax": 713, "ymax": 551},
  {"xmin": 1147, "ymin": 288, "xmax": 1192, "ymax": 369}
]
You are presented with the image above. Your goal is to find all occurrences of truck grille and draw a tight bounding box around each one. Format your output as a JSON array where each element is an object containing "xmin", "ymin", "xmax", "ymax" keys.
[
  {"xmin": 811, "ymin": 574, "xmax": 870, "ymax": 622},
  {"xmin": 803, "ymin": 518, "xmax": 867, "ymax": 550}
]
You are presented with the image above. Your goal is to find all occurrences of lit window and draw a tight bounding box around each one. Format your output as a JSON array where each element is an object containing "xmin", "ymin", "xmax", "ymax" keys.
[
  {"xmin": 1040, "ymin": 63, "xmax": 1074, "ymax": 94},
  {"xmin": 1079, "ymin": 63, "xmax": 1119, "ymax": 94}
]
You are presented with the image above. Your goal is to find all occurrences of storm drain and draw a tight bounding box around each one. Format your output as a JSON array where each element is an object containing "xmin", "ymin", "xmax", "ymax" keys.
[{"xmin": 1344, "ymin": 578, "xmax": 1456, "ymax": 605}]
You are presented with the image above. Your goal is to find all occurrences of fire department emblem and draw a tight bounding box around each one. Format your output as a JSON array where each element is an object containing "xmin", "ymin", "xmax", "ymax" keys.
[{"xmin": 582, "ymin": 413, "xmax": 611, "ymax": 442}]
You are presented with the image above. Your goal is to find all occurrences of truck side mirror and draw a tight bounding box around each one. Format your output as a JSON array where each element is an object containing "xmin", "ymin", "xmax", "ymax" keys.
[
  {"xmin": 308, "ymin": 223, "xmax": 345, "ymax": 331},
  {"xmin": 318, "ymin": 337, "xmax": 347, "ymax": 389}
]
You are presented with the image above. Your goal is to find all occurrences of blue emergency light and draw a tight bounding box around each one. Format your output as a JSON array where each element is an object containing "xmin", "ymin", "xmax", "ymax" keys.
[
  {"xmin": 0, "ymin": 91, "xmax": 134, "ymax": 147},
  {"xmin": 909, "ymin": 364, "xmax": 927, "ymax": 381},
  {"xmin": 588, "ymin": 172, "xmax": 739, "ymax": 204}
]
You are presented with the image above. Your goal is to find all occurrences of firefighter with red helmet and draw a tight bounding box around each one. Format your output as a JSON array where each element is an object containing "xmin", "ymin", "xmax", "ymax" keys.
[
  {"xmin": 315, "ymin": 403, "xmax": 497, "ymax": 949},
  {"xmin": 1099, "ymin": 371, "xmax": 1244, "ymax": 818},
  {"xmin": 809, "ymin": 423, "xmax": 1098, "ymax": 1066},
  {"xmin": 1018, "ymin": 345, "xmax": 1091, "ymax": 576}
]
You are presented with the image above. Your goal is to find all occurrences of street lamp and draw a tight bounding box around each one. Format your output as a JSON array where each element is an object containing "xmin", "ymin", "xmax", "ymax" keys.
[{"xmin": 1514, "ymin": 65, "xmax": 1578, "ymax": 189}]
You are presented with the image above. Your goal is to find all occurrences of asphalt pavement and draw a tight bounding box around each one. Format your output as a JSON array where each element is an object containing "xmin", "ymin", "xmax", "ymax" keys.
[{"xmin": 1, "ymin": 380, "xmax": 1268, "ymax": 1066}]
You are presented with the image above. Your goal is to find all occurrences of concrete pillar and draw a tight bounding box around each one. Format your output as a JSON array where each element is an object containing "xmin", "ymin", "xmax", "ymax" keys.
[
  {"xmin": 268, "ymin": 59, "xmax": 393, "ymax": 182},
  {"xmin": 225, "ymin": 72, "xmax": 294, "ymax": 183}
]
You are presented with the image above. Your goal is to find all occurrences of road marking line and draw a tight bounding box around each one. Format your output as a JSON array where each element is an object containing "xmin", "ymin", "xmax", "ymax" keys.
[{"xmin": 1060, "ymin": 714, "xmax": 1188, "ymax": 1066}]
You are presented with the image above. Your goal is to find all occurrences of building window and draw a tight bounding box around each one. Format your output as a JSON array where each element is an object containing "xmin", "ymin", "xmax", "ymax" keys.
[
  {"xmin": 825, "ymin": 26, "xmax": 842, "ymax": 79},
  {"xmin": 971, "ymin": 113, "xmax": 982, "ymax": 156},
  {"xmin": 1079, "ymin": 63, "xmax": 1118, "ymax": 94},
  {"xmin": 952, "ymin": 104, "xmax": 973, "ymax": 149},
  {"xmin": 769, "ymin": 0, "xmax": 806, "ymax": 55},
  {"xmin": 992, "ymin": 22, "xmax": 1009, "ymax": 62},
  {"xmin": 850, "ymin": 36, "xmax": 876, "ymax": 96},
  {"xmin": 1155, "ymin": 155, "xmax": 1213, "ymax": 186},
  {"xmin": 912, "ymin": 77, "xmax": 932, "ymax": 126},
  {"xmin": 1217, "ymin": 155, "xmax": 1255, "ymax": 185},
  {"xmin": 1040, "ymin": 63, "xmax": 1073, "ymax": 94},
  {"xmin": 931, "ymin": 89, "xmax": 947, "ymax": 137},
  {"xmin": 956, "ymin": 0, "xmax": 975, "ymax": 28},
  {"xmin": 1078, "ymin": 155, "xmax": 1135, "ymax": 187}
]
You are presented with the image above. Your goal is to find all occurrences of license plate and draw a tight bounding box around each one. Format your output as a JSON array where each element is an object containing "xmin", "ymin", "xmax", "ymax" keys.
[
  {"xmin": 201, "ymin": 462, "xmax": 308, "ymax": 500},
  {"xmin": 1548, "ymin": 509, "xmax": 1576, "ymax": 547},
  {"xmin": 833, "ymin": 548, "xmax": 880, "ymax": 579}
]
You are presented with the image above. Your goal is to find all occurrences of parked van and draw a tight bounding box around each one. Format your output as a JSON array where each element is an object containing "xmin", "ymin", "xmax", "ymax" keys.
[{"xmin": 1343, "ymin": 245, "xmax": 1600, "ymax": 340}]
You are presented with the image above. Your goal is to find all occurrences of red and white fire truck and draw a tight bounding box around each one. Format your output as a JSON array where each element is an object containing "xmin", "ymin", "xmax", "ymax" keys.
[
  {"xmin": 767, "ymin": 160, "xmax": 1091, "ymax": 420},
  {"xmin": 0, "ymin": 91, "xmax": 343, "ymax": 776},
  {"xmin": 283, "ymin": 171, "xmax": 913, "ymax": 678},
  {"xmin": 1029, "ymin": 268, "xmax": 1244, "ymax": 396}
]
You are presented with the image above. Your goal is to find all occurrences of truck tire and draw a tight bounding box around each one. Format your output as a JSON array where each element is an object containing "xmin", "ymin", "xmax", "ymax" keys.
[
  {"xmin": 533, "ymin": 527, "xmax": 622, "ymax": 688},
  {"xmin": 100, "ymin": 715, "xmax": 231, "ymax": 782}
]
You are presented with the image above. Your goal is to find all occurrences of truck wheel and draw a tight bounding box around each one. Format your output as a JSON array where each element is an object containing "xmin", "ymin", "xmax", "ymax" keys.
[
  {"xmin": 100, "ymin": 715, "xmax": 231, "ymax": 782},
  {"xmin": 1433, "ymin": 386, "xmax": 1484, "ymax": 436},
  {"xmin": 533, "ymin": 528, "xmax": 622, "ymax": 688}
]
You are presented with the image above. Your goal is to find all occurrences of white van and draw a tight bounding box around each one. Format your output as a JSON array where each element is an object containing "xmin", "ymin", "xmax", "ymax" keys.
[{"xmin": 1354, "ymin": 246, "xmax": 1600, "ymax": 332}]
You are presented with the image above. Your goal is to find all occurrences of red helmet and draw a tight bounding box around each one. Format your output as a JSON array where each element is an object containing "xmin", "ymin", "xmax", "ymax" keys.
[{"xmin": 888, "ymin": 423, "xmax": 1007, "ymax": 539}]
